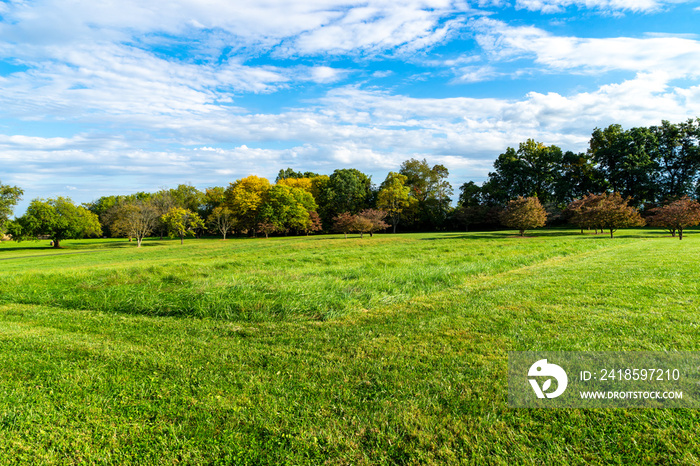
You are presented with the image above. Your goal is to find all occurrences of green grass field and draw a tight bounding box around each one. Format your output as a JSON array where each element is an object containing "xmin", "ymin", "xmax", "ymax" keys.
[{"xmin": 1, "ymin": 230, "xmax": 699, "ymax": 464}]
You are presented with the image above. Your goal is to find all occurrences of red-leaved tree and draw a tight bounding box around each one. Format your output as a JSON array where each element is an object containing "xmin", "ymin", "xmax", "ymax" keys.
[{"xmin": 648, "ymin": 196, "xmax": 700, "ymax": 240}]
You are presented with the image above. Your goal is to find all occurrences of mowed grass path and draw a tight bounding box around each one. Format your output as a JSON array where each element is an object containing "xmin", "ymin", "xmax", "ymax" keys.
[{"xmin": 0, "ymin": 231, "xmax": 698, "ymax": 464}]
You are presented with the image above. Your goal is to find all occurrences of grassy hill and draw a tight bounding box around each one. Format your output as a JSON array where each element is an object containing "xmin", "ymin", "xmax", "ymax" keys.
[{"xmin": 0, "ymin": 230, "xmax": 698, "ymax": 464}]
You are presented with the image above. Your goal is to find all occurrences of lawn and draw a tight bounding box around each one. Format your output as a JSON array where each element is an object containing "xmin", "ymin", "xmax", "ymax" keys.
[{"xmin": 0, "ymin": 230, "xmax": 698, "ymax": 464}]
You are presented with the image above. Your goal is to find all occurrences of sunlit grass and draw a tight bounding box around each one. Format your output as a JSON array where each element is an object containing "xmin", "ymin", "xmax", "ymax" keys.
[{"xmin": 0, "ymin": 229, "xmax": 698, "ymax": 464}]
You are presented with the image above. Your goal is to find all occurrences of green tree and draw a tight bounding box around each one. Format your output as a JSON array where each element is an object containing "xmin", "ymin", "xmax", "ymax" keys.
[
  {"xmin": 454, "ymin": 181, "xmax": 499, "ymax": 232},
  {"xmin": 258, "ymin": 185, "xmax": 318, "ymax": 235},
  {"xmin": 10, "ymin": 197, "xmax": 101, "ymax": 248},
  {"xmin": 275, "ymin": 168, "xmax": 320, "ymax": 182},
  {"xmin": 161, "ymin": 207, "xmax": 205, "ymax": 244},
  {"xmin": 170, "ymin": 184, "xmax": 205, "ymax": 214},
  {"xmin": 318, "ymin": 169, "xmax": 373, "ymax": 227},
  {"xmin": 399, "ymin": 158, "xmax": 453, "ymax": 229},
  {"xmin": 589, "ymin": 125, "xmax": 658, "ymax": 205},
  {"xmin": 652, "ymin": 119, "xmax": 700, "ymax": 200},
  {"xmin": 202, "ymin": 187, "xmax": 226, "ymax": 221},
  {"xmin": 499, "ymin": 196, "xmax": 547, "ymax": 236},
  {"xmin": 151, "ymin": 189, "xmax": 178, "ymax": 239},
  {"xmin": 377, "ymin": 172, "xmax": 411, "ymax": 233},
  {"xmin": 555, "ymin": 151, "xmax": 606, "ymax": 206},
  {"xmin": 485, "ymin": 140, "xmax": 564, "ymax": 206},
  {"xmin": 0, "ymin": 181, "xmax": 23, "ymax": 234}
]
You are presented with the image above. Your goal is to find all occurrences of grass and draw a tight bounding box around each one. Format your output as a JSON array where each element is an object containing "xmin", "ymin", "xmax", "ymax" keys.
[{"xmin": 0, "ymin": 229, "xmax": 698, "ymax": 464}]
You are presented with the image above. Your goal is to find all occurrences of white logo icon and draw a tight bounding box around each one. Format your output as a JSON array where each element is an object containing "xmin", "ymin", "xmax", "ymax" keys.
[{"xmin": 528, "ymin": 359, "xmax": 568, "ymax": 399}]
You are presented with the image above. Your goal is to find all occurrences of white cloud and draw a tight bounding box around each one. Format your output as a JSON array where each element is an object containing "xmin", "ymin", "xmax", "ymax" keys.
[
  {"xmin": 0, "ymin": 0, "xmax": 473, "ymax": 58},
  {"xmin": 470, "ymin": 17, "xmax": 700, "ymax": 79},
  {"xmin": 515, "ymin": 0, "xmax": 687, "ymax": 13}
]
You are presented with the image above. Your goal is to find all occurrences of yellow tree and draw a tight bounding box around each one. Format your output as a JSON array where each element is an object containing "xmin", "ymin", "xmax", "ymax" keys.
[
  {"xmin": 224, "ymin": 175, "xmax": 271, "ymax": 235},
  {"xmin": 377, "ymin": 172, "xmax": 411, "ymax": 233},
  {"xmin": 277, "ymin": 177, "xmax": 313, "ymax": 193}
]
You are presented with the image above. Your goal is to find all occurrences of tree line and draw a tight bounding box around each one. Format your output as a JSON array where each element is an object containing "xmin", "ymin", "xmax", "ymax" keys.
[{"xmin": 1, "ymin": 118, "xmax": 699, "ymax": 246}]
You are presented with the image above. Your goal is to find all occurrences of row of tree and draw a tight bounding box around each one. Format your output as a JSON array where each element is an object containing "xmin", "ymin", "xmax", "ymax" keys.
[
  {"xmin": 1, "ymin": 117, "xmax": 698, "ymax": 244},
  {"xmin": 461, "ymin": 119, "xmax": 700, "ymax": 209},
  {"xmin": 501, "ymin": 193, "xmax": 700, "ymax": 240}
]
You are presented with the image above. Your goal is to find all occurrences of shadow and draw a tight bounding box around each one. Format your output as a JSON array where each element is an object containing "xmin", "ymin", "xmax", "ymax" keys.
[{"xmin": 0, "ymin": 245, "xmax": 57, "ymax": 252}]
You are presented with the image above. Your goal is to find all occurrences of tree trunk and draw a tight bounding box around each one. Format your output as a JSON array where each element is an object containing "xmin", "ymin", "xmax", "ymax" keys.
[
  {"xmin": 393, "ymin": 223, "xmax": 397, "ymax": 233},
  {"xmin": 519, "ymin": 229, "xmax": 525, "ymax": 236},
  {"xmin": 679, "ymin": 228, "xmax": 683, "ymax": 240},
  {"xmin": 344, "ymin": 232, "xmax": 347, "ymax": 239},
  {"xmin": 369, "ymin": 231, "xmax": 373, "ymax": 237},
  {"xmin": 53, "ymin": 238, "xmax": 60, "ymax": 248},
  {"xmin": 137, "ymin": 237, "xmax": 143, "ymax": 247},
  {"xmin": 180, "ymin": 234, "xmax": 184, "ymax": 245},
  {"xmin": 610, "ymin": 229, "xmax": 614, "ymax": 238}
]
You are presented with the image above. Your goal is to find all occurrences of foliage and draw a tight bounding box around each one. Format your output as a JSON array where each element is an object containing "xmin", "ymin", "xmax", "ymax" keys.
[
  {"xmin": 224, "ymin": 175, "xmax": 271, "ymax": 234},
  {"xmin": 567, "ymin": 193, "xmax": 606, "ymax": 234},
  {"xmin": 570, "ymin": 192, "xmax": 645, "ymax": 238},
  {"xmin": 332, "ymin": 212, "xmax": 356, "ymax": 239},
  {"xmin": 256, "ymin": 221, "xmax": 281, "ymax": 239},
  {"xmin": 201, "ymin": 186, "xmax": 226, "ymax": 220},
  {"xmin": 110, "ymin": 200, "xmax": 160, "ymax": 247},
  {"xmin": 0, "ymin": 181, "xmax": 23, "ymax": 233},
  {"xmin": 259, "ymin": 185, "xmax": 318, "ymax": 236},
  {"xmin": 207, "ymin": 206, "xmax": 236, "ymax": 240},
  {"xmin": 161, "ymin": 207, "xmax": 205, "ymax": 244},
  {"xmin": 652, "ymin": 119, "xmax": 700, "ymax": 200},
  {"xmin": 483, "ymin": 140, "xmax": 565, "ymax": 206},
  {"xmin": 377, "ymin": 172, "xmax": 411, "ymax": 233},
  {"xmin": 169, "ymin": 184, "xmax": 205, "ymax": 214},
  {"xmin": 320, "ymin": 169, "xmax": 373, "ymax": 224},
  {"xmin": 275, "ymin": 167, "xmax": 320, "ymax": 182},
  {"xmin": 9, "ymin": 197, "xmax": 101, "ymax": 247},
  {"xmin": 302, "ymin": 211, "xmax": 323, "ymax": 235},
  {"xmin": 399, "ymin": 158, "xmax": 452, "ymax": 229},
  {"xmin": 648, "ymin": 196, "xmax": 700, "ymax": 240},
  {"xmin": 276, "ymin": 177, "xmax": 314, "ymax": 193},
  {"xmin": 589, "ymin": 125, "xmax": 658, "ymax": 205},
  {"xmin": 356, "ymin": 209, "xmax": 389, "ymax": 237},
  {"xmin": 499, "ymin": 196, "xmax": 547, "ymax": 236}
]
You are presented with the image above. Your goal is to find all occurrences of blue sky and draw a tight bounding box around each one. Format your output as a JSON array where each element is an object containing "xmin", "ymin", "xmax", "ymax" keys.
[{"xmin": 1, "ymin": 0, "xmax": 699, "ymax": 214}]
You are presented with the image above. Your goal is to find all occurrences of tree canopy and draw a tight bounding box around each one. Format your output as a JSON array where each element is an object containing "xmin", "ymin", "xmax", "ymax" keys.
[
  {"xmin": 499, "ymin": 196, "xmax": 547, "ymax": 236},
  {"xmin": 10, "ymin": 197, "xmax": 101, "ymax": 247},
  {"xmin": 0, "ymin": 181, "xmax": 23, "ymax": 233}
]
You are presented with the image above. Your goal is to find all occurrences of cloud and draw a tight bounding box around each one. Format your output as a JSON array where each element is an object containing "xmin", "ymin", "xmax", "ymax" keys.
[
  {"xmin": 470, "ymin": 17, "xmax": 700, "ymax": 79},
  {"xmin": 0, "ymin": 0, "xmax": 474, "ymax": 59},
  {"xmin": 515, "ymin": 0, "xmax": 687, "ymax": 13}
]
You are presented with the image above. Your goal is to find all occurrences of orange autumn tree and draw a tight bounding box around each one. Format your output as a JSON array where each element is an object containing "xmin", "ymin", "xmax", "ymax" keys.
[{"xmin": 500, "ymin": 196, "xmax": 547, "ymax": 236}]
